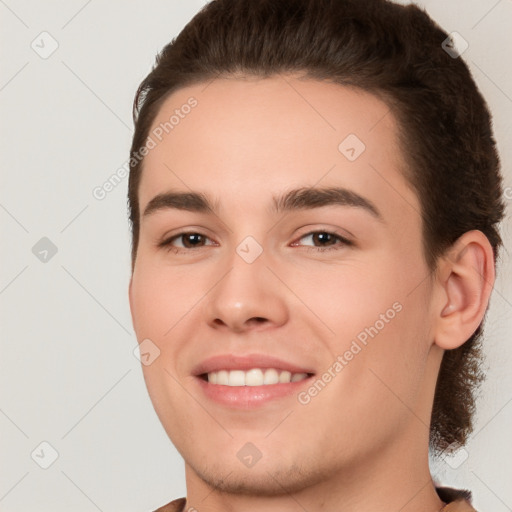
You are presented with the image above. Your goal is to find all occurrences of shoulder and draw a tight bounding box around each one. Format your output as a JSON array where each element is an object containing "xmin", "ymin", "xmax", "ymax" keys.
[{"xmin": 152, "ymin": 497, "xmax": 187, "ymax": 512}]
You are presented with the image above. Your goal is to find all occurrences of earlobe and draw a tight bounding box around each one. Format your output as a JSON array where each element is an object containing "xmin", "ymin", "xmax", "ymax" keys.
[{"xmin": 434, "ymin": 230, "xmax": 495, "ymax": 350}]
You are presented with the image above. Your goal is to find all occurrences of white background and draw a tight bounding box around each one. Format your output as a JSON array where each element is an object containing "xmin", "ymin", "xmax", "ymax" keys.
[{"xmin": 0, "ymin": 1, "xmax": 511, "ymax": 511}]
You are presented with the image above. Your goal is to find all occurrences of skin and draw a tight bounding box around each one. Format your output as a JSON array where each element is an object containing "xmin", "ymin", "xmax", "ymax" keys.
[{"xmin": 128, "ymin": 74, "xmax": 494, "ymax": 512}]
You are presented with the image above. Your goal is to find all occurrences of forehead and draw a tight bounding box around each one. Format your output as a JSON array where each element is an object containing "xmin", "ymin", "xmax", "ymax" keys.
[{"xmin": 138, "ymin": 74, "xmax": 418, "ymax": 220}]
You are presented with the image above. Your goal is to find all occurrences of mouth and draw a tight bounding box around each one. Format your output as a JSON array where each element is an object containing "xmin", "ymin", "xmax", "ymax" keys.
[
  {"xmin": 199, "ymin": 368, "xmax": 312, "ymax": 386},
  {"xmin": 192, "ymin": 354, "xmax": 316, "ymax": 408}
]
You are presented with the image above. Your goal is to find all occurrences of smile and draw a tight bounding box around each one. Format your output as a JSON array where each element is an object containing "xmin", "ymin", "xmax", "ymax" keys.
[{"xmin": 204, "ymin": 368, "xmax": 310, "ymax": 386}]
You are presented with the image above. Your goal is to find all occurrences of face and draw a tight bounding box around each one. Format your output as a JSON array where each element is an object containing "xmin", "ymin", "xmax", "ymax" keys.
[{"xmin": 129, "ymin": 75, "xmax": 441, "ymax": 494}]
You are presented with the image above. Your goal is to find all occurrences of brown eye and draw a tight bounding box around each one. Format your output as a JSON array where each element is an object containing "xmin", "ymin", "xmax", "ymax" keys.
[
  {"xmin": 295, "ymin": 231, "xmax": 352, "ymax": 250},
  {"xmin": 158, "ymin": 232, "xmax": 214, "ymax": 251},
  {"xmin": 310, "ymin": 232, "xmax": 338, "ymax": 246},
  {"xmin": 179, "ymin": 233, "xmax": 206, "ymax": 248}
]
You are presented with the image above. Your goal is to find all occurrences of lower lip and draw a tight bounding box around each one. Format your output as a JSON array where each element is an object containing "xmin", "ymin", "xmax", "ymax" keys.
[{"xmin": 195, "ymin": 376, "xmax": 314, "ymax": 408}]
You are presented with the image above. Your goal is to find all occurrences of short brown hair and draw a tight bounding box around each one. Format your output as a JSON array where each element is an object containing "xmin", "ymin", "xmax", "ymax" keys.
[{"xmin": 127, "ymin": 0, "xmax": 505, "ymax": 453}]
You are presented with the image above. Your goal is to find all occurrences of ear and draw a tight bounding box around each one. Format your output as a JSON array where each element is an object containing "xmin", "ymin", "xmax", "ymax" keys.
[{"xmin": 432, "ymin": 230, "xmax": 495, "ymax": 350}]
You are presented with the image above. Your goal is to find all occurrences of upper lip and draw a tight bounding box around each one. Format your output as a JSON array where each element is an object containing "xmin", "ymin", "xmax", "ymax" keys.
[{"xmin": 192, "ymin": 354, "xmax": 315, "ymax": 376}]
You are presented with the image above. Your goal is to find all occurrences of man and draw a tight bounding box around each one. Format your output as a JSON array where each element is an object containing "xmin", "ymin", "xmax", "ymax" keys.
[{"xmin": 127, "ymin": 0, "xmax": 505, "ymax": 510}]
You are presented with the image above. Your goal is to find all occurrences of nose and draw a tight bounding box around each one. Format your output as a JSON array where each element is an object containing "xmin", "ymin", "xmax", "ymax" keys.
[{"xmin": 204, "ymin": 251, "xmax": 289, "ymax": 334}]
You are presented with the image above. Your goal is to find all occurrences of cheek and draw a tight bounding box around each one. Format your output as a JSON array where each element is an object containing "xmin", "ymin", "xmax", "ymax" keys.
[
  {"xmin": 284, "ymin": 259, "xmax": 405, "ymax": 342},
  {"xmin": 335, "ymin": 281, "xmax": 432, "ymax": 415},
  {"xmin": 287, "ymin": 249, "xmax": 431, "ymax": 374},
  {"xmin": 130, "ymin": 262, "xmax": 200, "ymax": 437},
  {"xmin": 130, "ymin": 260, "xmax": 205, "ymax": 340}
]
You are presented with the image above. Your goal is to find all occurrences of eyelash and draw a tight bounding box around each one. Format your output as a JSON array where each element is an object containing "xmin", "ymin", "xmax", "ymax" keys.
[{"xmin": 157, "ymin": 230, "xmax": 353, "ymax": 254}]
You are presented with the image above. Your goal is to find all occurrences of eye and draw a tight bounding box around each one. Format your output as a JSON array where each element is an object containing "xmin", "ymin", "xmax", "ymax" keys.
[
  {"xmin": 158, "ymin": 232, "xmax": 215, "ymax": 252},
  {"xmin": 158, "ymin": 229, "xmax": 353, "ymax": 254},
  {"xmin": 291, "ymin": 230, "xmax": 353, "ymax": 252}
]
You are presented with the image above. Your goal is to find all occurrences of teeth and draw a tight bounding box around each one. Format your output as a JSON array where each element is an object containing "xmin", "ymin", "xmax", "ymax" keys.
[
  {"xmin": 228, "ymin": 370, "xmax": 245, "ymax": 387},
  {"xmin": 206, "ymin": 368, "xmax": 310, "ymax": 386},
  {"xmin": 263, "ymin": 368, "xmax": 279, "ymax": 385},
  {"xmin": 245, "ymin": 368, "xmax": 263, "ymax": 386},
  {"xmin": 279, "ymin": 371, "xmax": 292, "ymax": 383},
  {"xmin": 217, "ymin": 370, "xmax": 229, "ymax": 385}
]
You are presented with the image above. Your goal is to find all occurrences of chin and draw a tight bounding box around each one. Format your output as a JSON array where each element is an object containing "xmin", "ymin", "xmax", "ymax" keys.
[{"xmin": 185, "ymin": 449, "xmax": 330, "ymax": 497}]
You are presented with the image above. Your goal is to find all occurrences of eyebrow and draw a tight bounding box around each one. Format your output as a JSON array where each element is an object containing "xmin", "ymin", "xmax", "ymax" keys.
[{"xmin": 142, "ymin": 186, "xmax": 383, "ymax": 220}]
